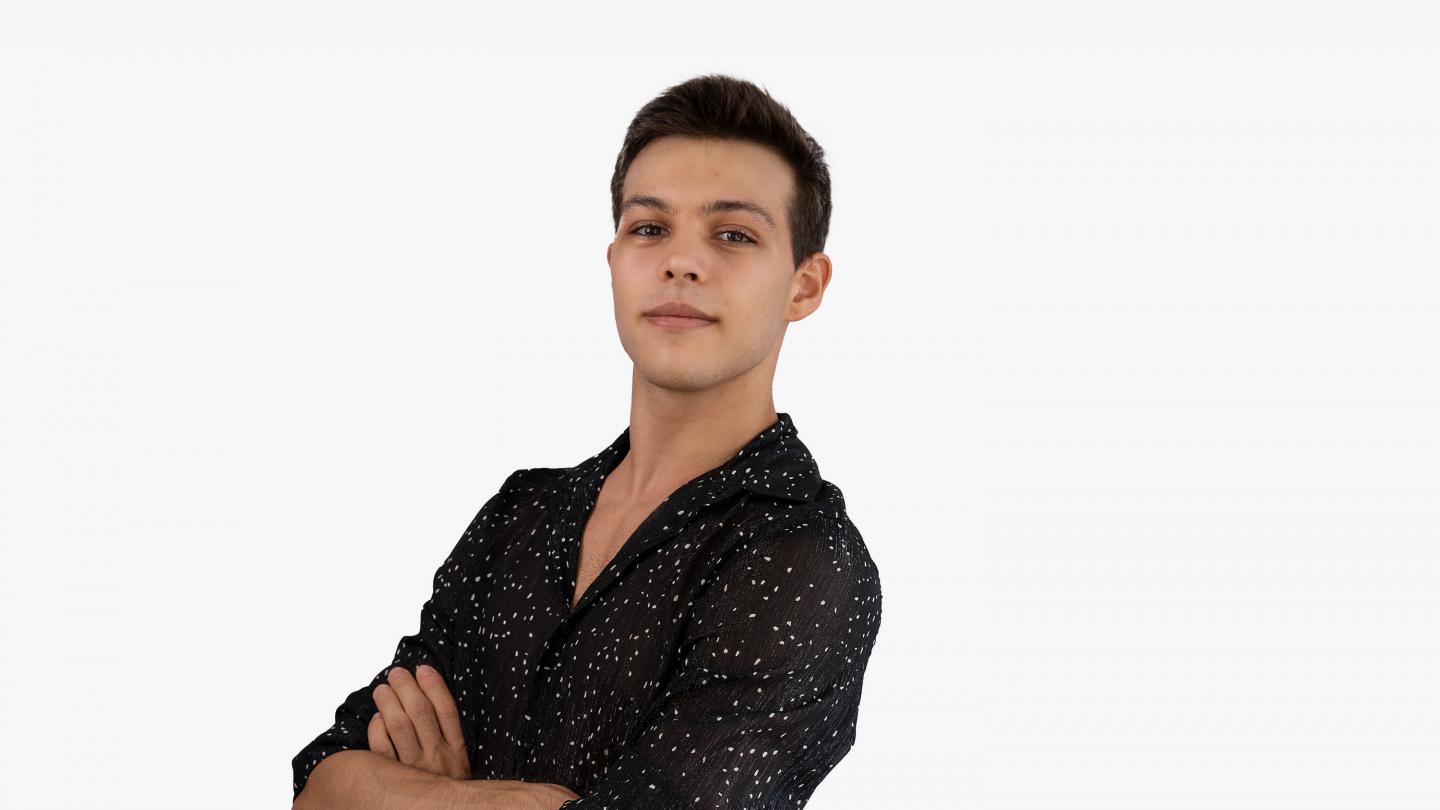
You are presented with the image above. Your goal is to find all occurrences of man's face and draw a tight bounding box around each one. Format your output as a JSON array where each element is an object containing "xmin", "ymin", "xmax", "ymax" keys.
[{"xmin": 607, "ymin": 136, "xmax": 805, "ymax": 393}]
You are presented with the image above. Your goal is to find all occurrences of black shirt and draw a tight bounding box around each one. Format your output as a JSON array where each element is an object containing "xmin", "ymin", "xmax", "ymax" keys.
[{"xmin": 291, "ymin": 412, "xmax": 884, "ymax": 808}]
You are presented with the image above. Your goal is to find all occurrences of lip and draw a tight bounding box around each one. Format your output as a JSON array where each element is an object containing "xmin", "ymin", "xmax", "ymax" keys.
[
  {"xmin": 645, "ymin": 314, "xmax": 717, "ymax": 331},
  {"xmin": 644, "ymin": 301, "xmax": 716, "ymax": 321}
]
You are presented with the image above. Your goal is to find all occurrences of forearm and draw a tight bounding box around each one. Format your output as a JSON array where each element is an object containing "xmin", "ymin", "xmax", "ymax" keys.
[
  {"xmin": 294, "ymin": 749, "xmax": 462, "ymax": 810},
  {"xmin": 450, "ymin": 778, "xmax": 580, "ymax": 810},
  {"xmin": 294, "ymin": 749, "xmax": 578, "ymax": 810}
]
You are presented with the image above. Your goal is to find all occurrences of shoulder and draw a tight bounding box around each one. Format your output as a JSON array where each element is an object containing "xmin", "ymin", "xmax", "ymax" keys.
[
  {"xmin": 500, "ymin": 465, "xmax": 567, "ymax": 495},
  {"xmin": 478, "ymin": 464, "xmax": 579, "ymax": 509},
  {"xmin": 456, "ymin": 466, "xmax": 566, "ymax": 537},
  {"xmin": 687, "ymin": 480, "xmax": 883, "ymax": 664},
  {"xmin": 724, "ymin": 479, "xmax": 882, "ymax": 604},
  {"xmin": 754, "ymin": 478, "xmax": 871, "ymax": 558}
]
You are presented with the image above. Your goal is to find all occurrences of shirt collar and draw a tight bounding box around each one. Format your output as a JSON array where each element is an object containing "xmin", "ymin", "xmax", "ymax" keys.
[
  {"xmin": 576, "ymin": 411, "xmax": 823, "ymax": 505},
  {"xmin": 551, "ymin": 411, "xmax": 823, "ymax": 619}
]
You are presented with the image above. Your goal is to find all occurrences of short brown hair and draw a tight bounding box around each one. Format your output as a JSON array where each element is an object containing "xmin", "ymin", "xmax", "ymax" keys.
[{"xmin": 610, "ymin": 73, "xmax": 832, "ymax": 270}]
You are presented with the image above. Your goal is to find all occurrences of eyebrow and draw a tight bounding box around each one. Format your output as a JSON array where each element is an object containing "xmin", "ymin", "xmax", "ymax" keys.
[{"xmin": 620, "ymin": 194, "xmax": 779, "ymax": 237}]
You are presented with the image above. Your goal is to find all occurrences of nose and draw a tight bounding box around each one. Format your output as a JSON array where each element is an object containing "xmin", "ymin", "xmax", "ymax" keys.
[{"xmin": 658, "ymin": 226, "xmax": 709, "ymax": 282}]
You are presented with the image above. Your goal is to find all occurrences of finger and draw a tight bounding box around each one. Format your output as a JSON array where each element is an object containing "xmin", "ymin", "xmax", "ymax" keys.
[
  {"xmin": 372, "ymin": 682, "xmax": 421, "ymax": 763},
  {"xmin": 385, "ymin": 665, "xmax": 445, "ymax": 750},
  {"xmin": 367, "ymin": 711, "xmax": 397, "ymax": 759},
  {"xmin": 415, "ymin": 663, "xmax": 466, "ymax": 750}
]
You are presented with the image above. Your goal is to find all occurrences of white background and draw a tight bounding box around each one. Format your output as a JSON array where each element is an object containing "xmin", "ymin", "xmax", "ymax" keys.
[{"xmin": 2, "ymin": 2, "xmax": 1437, "ymax": 808}]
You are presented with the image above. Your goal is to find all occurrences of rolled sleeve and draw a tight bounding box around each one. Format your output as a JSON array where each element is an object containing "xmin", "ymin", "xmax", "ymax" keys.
[{"xmin": 558, "ymin": 510, "xmax": 884, "ymax": 809}]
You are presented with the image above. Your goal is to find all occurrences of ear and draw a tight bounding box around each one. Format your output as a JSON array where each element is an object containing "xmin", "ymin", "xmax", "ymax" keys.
[{"xmin": 788, "ymin": 252, "xmax": 832, "ymax": 322}]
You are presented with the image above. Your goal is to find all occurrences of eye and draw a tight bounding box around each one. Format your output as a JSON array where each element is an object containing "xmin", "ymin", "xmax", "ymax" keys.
[
  {"xmin": 718, "ymin": 229, "xmax": 757, "ymax": 244},
  {"xmin": 627, "ymin": 223, "xmax": 757, "ymax": 245}
]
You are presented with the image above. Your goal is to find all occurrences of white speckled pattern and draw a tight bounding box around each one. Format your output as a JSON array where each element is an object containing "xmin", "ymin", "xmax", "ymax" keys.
[{"xmin": 291, "ymin": 412, "xmax": 883, "ymax": 808}]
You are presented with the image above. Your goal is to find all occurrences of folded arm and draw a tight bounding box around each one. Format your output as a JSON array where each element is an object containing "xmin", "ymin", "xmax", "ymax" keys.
[
  {"xmin": 290, "ymin": 574, "xmax": 464, "ymax": 799},
  {"xmin": 291, "ymin": 473, "xmax": 579, "ymax": 808}
]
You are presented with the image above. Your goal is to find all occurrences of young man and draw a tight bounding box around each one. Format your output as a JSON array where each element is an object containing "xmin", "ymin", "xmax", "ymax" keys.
[{"xmin": 291, "ymin": 73, "xmax": 883, "ymax": 810}]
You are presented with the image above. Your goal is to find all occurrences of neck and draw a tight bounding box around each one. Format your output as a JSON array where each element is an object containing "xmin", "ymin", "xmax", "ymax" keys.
[{"xmin": 615, "ymin": 370, "xmax": 779, "ymax": 501}]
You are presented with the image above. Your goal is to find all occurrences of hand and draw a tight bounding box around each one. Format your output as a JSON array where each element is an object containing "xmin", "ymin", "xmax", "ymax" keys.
[{"xmin": 369, "ymin": 663, "xmax": 472, "ymax": 781}]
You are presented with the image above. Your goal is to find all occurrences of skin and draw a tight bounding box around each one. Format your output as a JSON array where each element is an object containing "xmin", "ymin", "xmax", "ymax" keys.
[
  {"xmin": 295, "ymin": 665, "xmax": 578, "ymax": 809},
  {"xmin": 602, "ymin": 135, "xmax": 832, "ymax": 511},
  {"xmin": 368, "ymin": 664, "xmax": 472, "ymax": 780},
  {"xmin": 298, "ymin": 134, "xmax": 832, "ymax": 809}
]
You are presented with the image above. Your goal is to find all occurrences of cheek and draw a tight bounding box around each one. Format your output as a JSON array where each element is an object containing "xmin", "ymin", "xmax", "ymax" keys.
[
  {"xmin": 609, "ymin": 262, "xmax": 642, "ymax": 298},
  {"xmin": 725, "ymin": 306, "xmax": 780, "ymax": 343}
]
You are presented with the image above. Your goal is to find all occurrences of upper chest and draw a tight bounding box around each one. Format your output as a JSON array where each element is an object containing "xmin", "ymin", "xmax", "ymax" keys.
[{"xmin": 571, "ymin": 486, "xmax": 669, "ymax": 608}]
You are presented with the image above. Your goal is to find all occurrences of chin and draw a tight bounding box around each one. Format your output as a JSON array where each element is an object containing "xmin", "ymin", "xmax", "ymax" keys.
[{"xmin": 634, "ymin": 357, "xmax": 729, "ymax": 392}]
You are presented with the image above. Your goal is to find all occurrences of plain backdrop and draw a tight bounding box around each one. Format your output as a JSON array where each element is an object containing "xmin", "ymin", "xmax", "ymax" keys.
[{"xmin": 2, "ymin": 2, "xmax": 1437, "ymax": 809}]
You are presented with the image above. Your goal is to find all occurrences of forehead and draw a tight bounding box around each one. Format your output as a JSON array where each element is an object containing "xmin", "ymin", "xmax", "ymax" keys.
[{"xmin": 623, "ymin": 136, "xmax": 793, "ymax": 220}]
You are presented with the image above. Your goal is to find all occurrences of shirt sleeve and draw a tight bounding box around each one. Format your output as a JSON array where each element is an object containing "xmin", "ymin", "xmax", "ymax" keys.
[
  {"xmin": 557, "ymin": 508, "xmax": 884, "ymax": 810},
  {"xmin": 289, "ymin": 475, "xmax": 520, "ymax": 800}
]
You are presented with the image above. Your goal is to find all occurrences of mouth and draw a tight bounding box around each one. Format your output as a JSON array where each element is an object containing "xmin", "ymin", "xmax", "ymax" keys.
[{"xmin": 644, "ymin": 314, "xmax": 717, "ymax": 331}]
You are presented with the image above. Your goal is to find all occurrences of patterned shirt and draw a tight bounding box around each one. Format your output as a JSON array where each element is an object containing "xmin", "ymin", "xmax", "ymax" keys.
[{"xmin": 291, "ymin": 412, "xmax": 884, "ymax": 808}]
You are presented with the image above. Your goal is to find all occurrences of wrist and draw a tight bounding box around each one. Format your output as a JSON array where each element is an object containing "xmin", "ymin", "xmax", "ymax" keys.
[
  {"xmin": 354, "ymin": 752, "xmax": 465, "ymax": 810},
  {"xmin": 520, "ymin": 782, "xmax": 579, "ymax": 810},
  {"xmin": 450, "ymin": 779, "xmax": 575, "ymax": 810}
]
